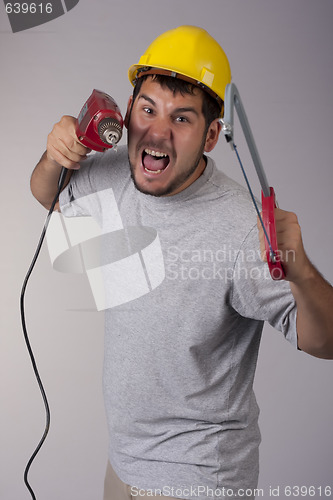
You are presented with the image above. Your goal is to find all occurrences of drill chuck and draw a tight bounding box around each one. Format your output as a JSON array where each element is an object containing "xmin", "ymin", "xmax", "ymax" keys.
[{"xmin": 98, "ymin": 118, "xmax": 123, "ymax": 146}]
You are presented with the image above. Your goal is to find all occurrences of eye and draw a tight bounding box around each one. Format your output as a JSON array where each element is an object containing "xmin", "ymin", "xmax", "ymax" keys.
[
  {"xmin": 143, "ymin": 107, "xmax": 153, "ymax": 114},
  {"xmin": 175, "ymin": 116, "xmax": 189, "ymax": 123}
]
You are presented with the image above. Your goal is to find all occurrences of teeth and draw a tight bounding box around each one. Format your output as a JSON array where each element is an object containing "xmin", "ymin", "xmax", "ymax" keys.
[
  {"xmin": 144, "ymin": 167, "xmax": 163, "ymax": 174},
  {"xmin": 145, "ymin": 148, "xmax": 168, "ymax": 158}
]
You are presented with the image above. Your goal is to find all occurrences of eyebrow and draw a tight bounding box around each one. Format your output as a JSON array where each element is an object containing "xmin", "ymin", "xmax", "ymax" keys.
[
  {"xmin": 139, "ymin": 94, "xmax": 156, "ymax": 106},
  {"xmin": 173, "ymin": 107, "xmax": 200, "ymax": 117},
  {"xmin": 138, "ymin": 94, "xmax": 200, "ymax": 117}
]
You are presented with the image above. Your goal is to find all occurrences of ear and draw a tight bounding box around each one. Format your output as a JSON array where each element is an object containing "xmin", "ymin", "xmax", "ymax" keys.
[
  {"xmin": 204, "ymin": 118, "xmax": 222, "ymax": 153},
  {"xmin": 124, "ymin": 95, "xmax": 133, "ymax": 129}
]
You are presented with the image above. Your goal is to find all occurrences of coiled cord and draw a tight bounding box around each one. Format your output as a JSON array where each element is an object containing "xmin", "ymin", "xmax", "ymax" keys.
[{"xmin": 20, "ymin": 167, "xmax": 67, "ymax": 499}]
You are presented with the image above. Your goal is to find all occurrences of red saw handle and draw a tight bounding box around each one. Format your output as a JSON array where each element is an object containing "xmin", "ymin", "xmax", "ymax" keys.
[{"xmin": 261, "ymin": 187, "xmax": 286, "ymax": 280}]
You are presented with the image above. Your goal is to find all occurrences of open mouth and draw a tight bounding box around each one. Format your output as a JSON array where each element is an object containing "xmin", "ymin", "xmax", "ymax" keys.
[{"xmin": 142, "ymin": 148, "xmax": 170, "ymax": 174}]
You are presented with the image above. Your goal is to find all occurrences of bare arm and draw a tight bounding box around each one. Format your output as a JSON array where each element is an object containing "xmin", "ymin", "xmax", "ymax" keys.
[
  {"xmin": 30, "ymin": 115, "xmax": 90, "ymax": 210},
  {"xmin": 258, "ymin": 209, "xmax": 333, "ymax": 359},
  {"xmin": 290, "ymin": 264, "xmax": 333, "ymax": 359}
]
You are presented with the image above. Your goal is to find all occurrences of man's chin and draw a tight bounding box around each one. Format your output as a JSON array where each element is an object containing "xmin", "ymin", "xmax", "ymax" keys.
[
  {"xmin": 129, "ymin": 160, "xmax": 173, "ymax": 197},
  {"xmin": 130, "ymin": 171, "xmax": 173, "ymax": 197}
]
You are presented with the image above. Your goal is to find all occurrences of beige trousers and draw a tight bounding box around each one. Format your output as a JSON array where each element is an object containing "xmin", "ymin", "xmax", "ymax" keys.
[{"xmin": 103, "ymin": 461, "xmax": 183, "ymax": 500}]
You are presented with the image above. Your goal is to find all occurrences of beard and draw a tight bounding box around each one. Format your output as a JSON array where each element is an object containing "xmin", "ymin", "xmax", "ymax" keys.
[{"xmin": 127, "ymin": 134, "xmax": 207, "ymax": 198}]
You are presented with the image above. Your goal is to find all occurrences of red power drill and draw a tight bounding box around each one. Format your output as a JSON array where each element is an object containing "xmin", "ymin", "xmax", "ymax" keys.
[
  {"xmin": 76, "ymin": 89, "xmax": 124, "ymax": 151},
  {"xmin": 57, "ymin": 89, "xmax": 123, "ymax": 189}
]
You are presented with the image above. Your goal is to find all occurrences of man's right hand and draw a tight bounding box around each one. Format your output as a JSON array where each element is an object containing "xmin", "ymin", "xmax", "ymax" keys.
[{"xmin": 46, "ymin": 115, "xmax": 91, "ymax": 170}]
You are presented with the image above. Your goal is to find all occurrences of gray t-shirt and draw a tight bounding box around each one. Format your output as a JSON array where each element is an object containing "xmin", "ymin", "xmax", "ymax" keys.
[{"xmin": 60, "ymin": 146, "xmax": 297, "ymax": 500}]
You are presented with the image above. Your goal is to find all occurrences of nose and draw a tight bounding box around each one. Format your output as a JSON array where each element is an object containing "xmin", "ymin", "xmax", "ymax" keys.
[{"xmin": 147, "ymin": 116, "xmax": 172, "ymax": 142}]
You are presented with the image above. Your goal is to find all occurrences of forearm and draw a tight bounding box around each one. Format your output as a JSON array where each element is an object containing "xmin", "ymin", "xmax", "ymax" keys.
[
  {"xmin": 258, "ymin": 208, "xmax": 333, "ymax": 359},
  {"xmin": 30, "ymin": 151, "xmax": 72, "ymax": 210},
  {"xmin": 291, "ymin": 264, "xmax": 333, "ymax": 359}
]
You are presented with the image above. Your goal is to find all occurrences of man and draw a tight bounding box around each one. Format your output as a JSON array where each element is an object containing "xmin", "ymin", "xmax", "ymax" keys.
[{"xmin": 31, "ymin": 26, "xmax": 333, "ymax": 500}]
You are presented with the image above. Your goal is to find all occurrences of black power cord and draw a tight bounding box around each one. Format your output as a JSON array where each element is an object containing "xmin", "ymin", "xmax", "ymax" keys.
[{"xmin": 20, "ymin": 167, "xmax": 68, "ymax": 499}]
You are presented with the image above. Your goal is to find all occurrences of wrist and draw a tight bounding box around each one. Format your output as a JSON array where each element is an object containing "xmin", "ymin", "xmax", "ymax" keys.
[
  {"xmin": 44, "ymin": 151, "xmax": 64, "ymax": 173},
  {"xmin": 290, "ymin": 258, "xmax": 317, "ymax": 288}
]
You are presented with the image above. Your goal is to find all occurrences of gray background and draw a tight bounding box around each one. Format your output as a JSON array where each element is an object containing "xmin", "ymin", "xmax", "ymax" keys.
[{"xmin": 1, "ymin": 1, "xmax": 332, "ymax": 499}]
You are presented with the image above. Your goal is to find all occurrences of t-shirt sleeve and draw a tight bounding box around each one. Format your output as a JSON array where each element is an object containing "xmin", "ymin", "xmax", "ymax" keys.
[{"xmin": 230, "ymin": 224, "xmax": 298, "ymax": 347}]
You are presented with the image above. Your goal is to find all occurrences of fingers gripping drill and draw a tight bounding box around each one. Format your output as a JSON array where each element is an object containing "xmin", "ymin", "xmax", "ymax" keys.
[{"xmin": 221, "ymin": 83, "xmax": 286, "ymax": 281}]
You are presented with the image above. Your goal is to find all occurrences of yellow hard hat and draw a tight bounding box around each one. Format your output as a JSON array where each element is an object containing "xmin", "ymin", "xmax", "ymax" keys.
[{"xmin": 128, "ymin": 25, "xmax": 231, "ymax": 113}]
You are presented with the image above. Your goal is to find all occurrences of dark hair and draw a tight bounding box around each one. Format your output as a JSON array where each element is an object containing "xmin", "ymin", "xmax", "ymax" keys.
[{"xmin": 132, "ymin": 74, "xmax": 222, "ymax": 129}]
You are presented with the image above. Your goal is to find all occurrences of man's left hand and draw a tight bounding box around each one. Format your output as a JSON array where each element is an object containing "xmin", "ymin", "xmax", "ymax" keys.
[{"xmin": 257, "ymin": 208, "xmax": 313, "ymax": 284}]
